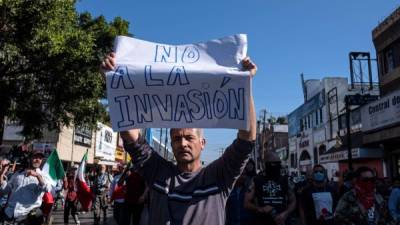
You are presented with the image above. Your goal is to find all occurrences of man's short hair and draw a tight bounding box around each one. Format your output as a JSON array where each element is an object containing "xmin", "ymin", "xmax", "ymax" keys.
[
  {"xmin": 169, "ymin": 128, "xmax": 204, "ymax": 138},
  {"xmin": 355, "ymin": 166, "xmax": 375, "ymax": 178},
  {"xmin": 313, "ymin": 164, "xmax": 326, "ymax": 171}
]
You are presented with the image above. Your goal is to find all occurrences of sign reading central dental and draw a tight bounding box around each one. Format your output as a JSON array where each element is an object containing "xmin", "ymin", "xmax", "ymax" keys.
[
  {"xmin": 361, "ymin": 89, "xmax": 400, "ymax": 132},
  {"xmin": 106, "ymin": 35, "xmax": 251, "ymax": 131}
]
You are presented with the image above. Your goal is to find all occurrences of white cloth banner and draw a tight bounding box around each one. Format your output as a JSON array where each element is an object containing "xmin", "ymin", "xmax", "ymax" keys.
[
  {"xmin": 106, "ymin": 34, "xmax": 251, "ymax": 131},
  {"xmin": 312, "ymin": 192, "xmax": 333, "ymax": 220}
]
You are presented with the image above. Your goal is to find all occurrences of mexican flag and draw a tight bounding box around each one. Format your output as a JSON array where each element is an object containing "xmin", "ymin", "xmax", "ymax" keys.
[
  {"xmin": 42, "ymin": 150, "xmax": 65, "ymax": 214},
  {"xmin": 76, "ymin": 151, "xmax": 93, "ymax": 211},
  {"xmin": 42, "ymin": 150, "xmax": 65, "ymax": 187}
]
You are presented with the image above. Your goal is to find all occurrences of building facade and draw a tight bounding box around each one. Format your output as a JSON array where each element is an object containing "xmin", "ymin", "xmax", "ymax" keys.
[
  {"xmin": 288, "ymin": 77, "xmax": 382, "ymax": 178},
  {"xmin": 360, "ymin": 7, "xmax": 400, "ymax": 177}
]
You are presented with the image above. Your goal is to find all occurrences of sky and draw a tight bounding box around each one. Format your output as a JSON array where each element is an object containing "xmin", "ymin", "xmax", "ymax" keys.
[{"xmin": 76, "ymin": 0, "xmax": 399, "ymax": 163}]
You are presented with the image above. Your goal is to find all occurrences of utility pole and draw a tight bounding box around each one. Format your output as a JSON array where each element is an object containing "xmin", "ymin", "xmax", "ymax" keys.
[
  {"xmin": 255, "ymin": 120, "xmax": 260, "ymax": 170},
  {"xmin": 345, "ymin": 96, "xmax": 353, "ymax": 171},
  {"xmin": 260, "ymin": 109, "xmax": 267, "ymax": 169}
]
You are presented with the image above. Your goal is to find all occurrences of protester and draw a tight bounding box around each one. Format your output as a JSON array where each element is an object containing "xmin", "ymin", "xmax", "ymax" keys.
[
  {"xmin": 63, "ymin": 170, "xmax": 80, "ymax": 225},
  {"xmin": 244, "ymin": 151, "xmax": 296, "ymax": 225},
  {"xmin": 109, "ymin": 164, "xmax": 126, "ymax": 225},
  {"xmin": 241, "ymin": 159, "xmax": 258, "ymax": 224},
  {"xmin": 338, "ymin": 171, "xmax": 355, "ymax": 198},
  {"xmin": 120, "ymin": 167, "xmax": 147, "ymax": 225},
  {"xmin": 101, "ymin": 52, "xmax": 257, "ymax": 225},
  {"xmin": 0, "ymin": 159, "xmax": 11, "ymax": 210},
  {"xmin": 92, "ymin": 164, "xmax": 112, "ymax": 224},
  {"xmin": 53, "ymin": 179, "xmax": 65, "ymax": 211},
  {"xmin": 334, "ymin": 166, "xmax": 390, "ymax": 225},
  {"xmin": 0, "ymin": 150, "xmax": 51, "ymax": 224},
  {"xmin": 225, "ymin": 174, "xmax": 247, "ymax": 225},
  {"xmin": 299, "ymin": 165, "xmax": 337, "ymax": 225},
  {"xmin": 389, "ymin": 176, "xmax": 400, "ymax": 223}
]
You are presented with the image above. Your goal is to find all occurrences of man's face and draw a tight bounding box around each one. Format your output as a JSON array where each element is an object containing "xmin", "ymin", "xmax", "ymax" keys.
[
  {"xmin": 99, "ymin": 165, "xmax": 106, "ymax": 173},
  {"xmin": 171, "ymin": 128, "xmax": 205, "ymax": 164},
  {"xmin": 31, "ymin": 155, "xmax": 43, "ymax": 169}
]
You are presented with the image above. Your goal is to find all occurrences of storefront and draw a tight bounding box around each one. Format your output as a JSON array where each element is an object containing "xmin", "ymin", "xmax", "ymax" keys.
[
  {"xmin": 361, "ymin": 89, "xmax": 400, "ymax": 177},
  {"xmin": 320, "ymin": 147, "xmax": 385, "ymax": 177}
]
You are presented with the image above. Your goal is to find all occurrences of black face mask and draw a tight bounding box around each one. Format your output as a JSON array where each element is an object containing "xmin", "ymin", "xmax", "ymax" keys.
[{"xmin": 265, "ymin": 162, "xmax": 281, "ymax": 180}]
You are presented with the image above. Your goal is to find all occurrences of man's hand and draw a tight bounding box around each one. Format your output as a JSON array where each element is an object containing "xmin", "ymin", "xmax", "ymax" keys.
[
  {"xmin": 26, "ymin": 169, "xmax": 39, "ymax": 177},
  {"xmin": 242, "ymin": 57, "xmax": 257, "ymax": 77},
  {"xmin": 259, "ymin": 205, "xmax": 273, "ymax": 214},
  {"xmin": 120, "ymin": 129, "xmax": 141, "ymax": 145},
  {"xmin": 274, "ymin": 211, "xmax": 289, "ymax": 225},
  {"xmin": 101, "ymin": 52, "xmax": 116, "ymax": 72},
  {"xmin": 0, "ymin": 160, "xmax": 9, "ymax": 176}
]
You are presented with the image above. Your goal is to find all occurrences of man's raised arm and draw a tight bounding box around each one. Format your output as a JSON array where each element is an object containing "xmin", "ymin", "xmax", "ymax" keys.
[{"xmin": 238, "ymin": 57, "xmax": 257, "ymax": 142}]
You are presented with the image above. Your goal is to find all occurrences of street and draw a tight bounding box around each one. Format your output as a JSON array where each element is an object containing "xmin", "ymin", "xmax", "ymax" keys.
[{"xmin": 50, "ymin": 208, "xmax": 116, "ymax": 225}]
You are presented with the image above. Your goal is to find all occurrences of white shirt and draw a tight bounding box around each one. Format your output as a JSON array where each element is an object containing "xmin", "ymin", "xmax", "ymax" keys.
[{"xmin": 0, "ymin": 168, "xmax": 51, "ymax": 218}]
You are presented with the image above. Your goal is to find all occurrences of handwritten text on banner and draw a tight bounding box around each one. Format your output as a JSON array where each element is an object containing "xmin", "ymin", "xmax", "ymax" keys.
[{"xmin": 106, "ymin": 34, "xmax": 251, "ymax": 131}]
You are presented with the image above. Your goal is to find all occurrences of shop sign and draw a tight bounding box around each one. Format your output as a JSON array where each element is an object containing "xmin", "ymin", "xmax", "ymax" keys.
[
  {"xmin": 319, "ymin": 148, "xmax": 360, "ymax": 163},
  {"xmin": 361, "ymin": 89, "xmax": 400, "ymax": 132},
  {"xmin": 115, "ymin": 146, "xmax": 125, "ymax": 161},
  {"xmin": 299, "ymin": 159, "xmax": 312, "ymax": 166},
  {"xmin": 95, "ymin": 123, "xmax": 117, "ymax": 161},
  {"xmin": 74, "ymin": 126, "xmax": 92, "ymax": 147},
  {"xmin": 2, "ymin": 120, "xmax": 24, "ymax": 141}
]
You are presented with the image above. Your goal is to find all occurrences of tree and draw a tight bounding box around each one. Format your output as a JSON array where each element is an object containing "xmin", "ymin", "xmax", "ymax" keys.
[{"xmin": 0, "ymin": 0, "xmax": 130, "ymax": 141}]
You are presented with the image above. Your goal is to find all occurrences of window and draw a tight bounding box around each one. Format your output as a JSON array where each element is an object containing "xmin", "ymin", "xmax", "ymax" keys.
[
  {"xmin": 385, "ymin": 48, "xmax": 395, "ymax": 73},
  {"xmin": 304, "ymin": 117, "xmax": 308, "ymax": 130},
  {"xmin": 300, "ymin": 119, "xmax": 304, "ymax": 131},
  {"xmin": 315, "ymin": 111, "xmax": 319, "ymax": 125},
  {"xmin": 320, "ymin": 108, "xmax": 323, "ymax": 123}
]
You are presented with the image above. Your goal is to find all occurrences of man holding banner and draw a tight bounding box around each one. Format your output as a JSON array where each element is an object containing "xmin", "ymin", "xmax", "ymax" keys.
[{"xmin": 102, "ymin": 34, "xmax": 257, "ymax": 225}]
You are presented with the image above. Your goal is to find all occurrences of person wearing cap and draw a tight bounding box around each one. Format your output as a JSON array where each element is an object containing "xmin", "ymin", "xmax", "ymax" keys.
[
  {"xmin": 244, "ymin": 151, "xmax": 296, "ymax": 225},
  {"xmin": 0, "ymin": 149, "xmax": 51, "ymax": 224}
]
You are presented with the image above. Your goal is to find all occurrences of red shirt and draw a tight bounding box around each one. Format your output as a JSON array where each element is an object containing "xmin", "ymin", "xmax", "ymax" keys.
[
  {"xmin": 64, "ymin": 176, "xmax": 77, "ymax": 201},
  {"xmin": 125, "ymin": 171, "xmax": 145, "ymax": 204}
]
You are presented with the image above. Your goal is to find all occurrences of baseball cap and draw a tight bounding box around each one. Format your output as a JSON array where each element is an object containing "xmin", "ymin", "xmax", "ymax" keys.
[{"xmin": 31, "ymin": 149, "xmax": 45, "ymax": 157}]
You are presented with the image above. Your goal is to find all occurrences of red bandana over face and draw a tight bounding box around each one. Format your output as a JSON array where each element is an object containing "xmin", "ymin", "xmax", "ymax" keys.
[{"xmin": 355, "ymin": 179, "xmax": 375, "ymax": 209}]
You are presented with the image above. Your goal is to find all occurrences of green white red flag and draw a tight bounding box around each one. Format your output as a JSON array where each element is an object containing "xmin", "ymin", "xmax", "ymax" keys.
[{"xmin": 76, "ymin": 151, "xmax": 93, "ymax": 211}]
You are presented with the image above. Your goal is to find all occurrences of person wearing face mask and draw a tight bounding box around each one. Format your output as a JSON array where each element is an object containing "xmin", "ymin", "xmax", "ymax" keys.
[
  {"xmin": 244, "ymin": 151, "xmax": 296, "ymax": 225},
  {"xmin": 299, "ymin": 165, "xmax": 337, "ymax": 225},
  {"xmin": 334, "ymin": 166, "xmax": 391, "ymax": 225}
]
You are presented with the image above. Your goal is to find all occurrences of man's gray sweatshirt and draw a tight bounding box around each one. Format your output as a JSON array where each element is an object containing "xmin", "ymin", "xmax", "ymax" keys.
[{"xmin": 124, "ymin": 136, "xmax": 254, "ymax": 225}]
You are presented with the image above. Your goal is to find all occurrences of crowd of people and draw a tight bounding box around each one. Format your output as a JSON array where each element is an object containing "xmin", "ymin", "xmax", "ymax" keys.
[
  {"xmin": 1, "ymin": 147, "xmax": 400, "ymax": 225},
  {"xmin": 225, "ymin": 153, "xmax": 400, "ymax": 225},
  {"xmin": 0, "ymin": 151, "xmax": 148, "ymax": 225}
]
